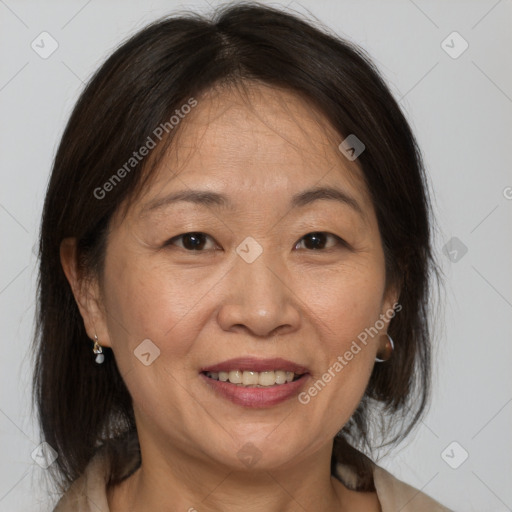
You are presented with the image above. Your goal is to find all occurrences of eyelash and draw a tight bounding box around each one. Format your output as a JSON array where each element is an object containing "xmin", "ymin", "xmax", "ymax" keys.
[{"xmin": 164, "ymin": 231, "xmax": 347, "ymax": 252}]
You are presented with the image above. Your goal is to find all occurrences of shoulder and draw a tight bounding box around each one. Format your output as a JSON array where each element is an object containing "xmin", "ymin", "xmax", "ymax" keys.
[
  {"xmin": 372, "ymin": 464, "xmax": 452, "ymax": 511},
  {"xmin": 334, "ymin": 461, "xmax": 453, "ymax": 512},
  {"xmin": 53, "ymin": 433, "xmax": 141, "ymax": 512},
  {"xmin": 52, "ymin": 451, "xmax": 111, "ymax": 512}
]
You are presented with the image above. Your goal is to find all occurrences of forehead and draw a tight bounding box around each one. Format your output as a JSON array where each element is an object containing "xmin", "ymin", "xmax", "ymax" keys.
[
  {"xmin": 130, "ymin": 82, "xmax": 373, "ymax": 223},
  {"xmin": 166, "ymin": 83, "xmax": 360, "ymax": 178}
]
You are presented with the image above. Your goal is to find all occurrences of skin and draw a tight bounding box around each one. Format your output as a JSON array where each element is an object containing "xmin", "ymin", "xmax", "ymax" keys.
[{"xmin": 61, "ymin": 82, "xmax": 398, "ymax": 512}]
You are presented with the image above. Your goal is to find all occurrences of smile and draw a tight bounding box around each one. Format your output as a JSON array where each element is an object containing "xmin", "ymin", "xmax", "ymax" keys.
[
  {"xmin": 200, "ymin": 371, "xmax": 310, "ymax": 408},
  {"xmin": 203, "ymin": 369, "xmax": 303, "ymax": 387}
]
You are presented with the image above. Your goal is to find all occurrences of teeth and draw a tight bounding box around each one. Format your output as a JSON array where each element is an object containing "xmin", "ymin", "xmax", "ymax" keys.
[
  {"xmin": 242, "ymin": 371, "xmax": 259, "ymax": 386},
  {"xmin": 275, "ymin": 371, "xmax": 287, "ymax": 384},
  {"xmin": 259, "ymin": 371, "xmax": 276, "ymax": 386},
  {"xmin": 228, "ymin": 370, "xmax": 242, "ymax": 384},
  {"xmin": 205, "ymin": 370, "xmax": 301, "ymax": 387}
]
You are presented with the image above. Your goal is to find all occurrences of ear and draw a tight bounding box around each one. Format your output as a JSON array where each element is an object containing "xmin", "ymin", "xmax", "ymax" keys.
[
  {"xmin": 384, "ymin": 284, "xmax": 400, "ymax": 311},
  {"xmin": 380, "ymin": 279, "xmax": 402, "ymax": 329},
  {"xmin": 60, "ymin": 237, "xmax": 113, "ymax": 348}
]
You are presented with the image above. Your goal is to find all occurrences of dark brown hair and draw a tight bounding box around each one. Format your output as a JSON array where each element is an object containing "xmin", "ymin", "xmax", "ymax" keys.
[{"xmin": 32, "ymin": 1, "xmax": 442, "ymax": 494}]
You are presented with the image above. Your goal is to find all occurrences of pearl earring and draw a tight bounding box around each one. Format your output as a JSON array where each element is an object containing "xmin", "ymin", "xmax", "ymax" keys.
[{"xmin": 93, "ymin": 334, "xmax": 104, "ymax": 364}]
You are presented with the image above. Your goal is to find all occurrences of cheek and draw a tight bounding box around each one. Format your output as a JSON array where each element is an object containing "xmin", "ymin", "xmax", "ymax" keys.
[
  {"xmin": 307, "ymin": 261, "xmax": 386, "ymax": 347},
  {"xmin": 101, "ymin": 257, "xmax": 209, "ymax": 422},
  {"xmin": 301, "ymin": 261, "xmax": 385, "ymax": 412},
  {"xmin": 101, "ymin": 253, "xmax": 206, "ymax": 360}
]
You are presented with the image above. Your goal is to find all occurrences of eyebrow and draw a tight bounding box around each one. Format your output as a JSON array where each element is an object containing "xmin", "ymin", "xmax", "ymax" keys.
[{"xmin": 140, "ymin": 185, "xmax": 366, "ymax": 220}]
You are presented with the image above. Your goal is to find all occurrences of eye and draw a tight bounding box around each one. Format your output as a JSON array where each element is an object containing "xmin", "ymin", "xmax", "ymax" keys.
[
  {"xmin": 165, "ymin": 231, "xmax": 346, "ymax": 252},
  {"xmin": 165, "ymin": 232, "xmax": 217, "ymax": 251},
  {"xmin": 294, "ymin": 232, "xmax": 345, "ymax": 251}
]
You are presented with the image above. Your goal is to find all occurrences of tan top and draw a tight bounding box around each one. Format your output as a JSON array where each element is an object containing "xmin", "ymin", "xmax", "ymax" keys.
[{"xmin": 53, "ymin": 439, "xmax": 452, "ymax": 512}]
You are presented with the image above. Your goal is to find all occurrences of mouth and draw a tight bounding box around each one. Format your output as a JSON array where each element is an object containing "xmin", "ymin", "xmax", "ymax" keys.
[
  {"xmin": 201, "ymin": 369, "xmax": 307, "ymax": 387},
  {"xmin": 199, "ymin": 357, "xmax": 311, "ymax": 408}
]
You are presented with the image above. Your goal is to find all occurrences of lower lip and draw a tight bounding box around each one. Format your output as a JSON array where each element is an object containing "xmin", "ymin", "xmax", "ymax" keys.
[{"xmin": 200, "ymin": 373, "xmax": 310, "ymax": 408}]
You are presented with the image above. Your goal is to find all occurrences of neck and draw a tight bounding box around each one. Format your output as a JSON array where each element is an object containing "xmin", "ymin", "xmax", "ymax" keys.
[{"xmin": 107, "ymin": 435, "xmax": 350, "ymax": 512}]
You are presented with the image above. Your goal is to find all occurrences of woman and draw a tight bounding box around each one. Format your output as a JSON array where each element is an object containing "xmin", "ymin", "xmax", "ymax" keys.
[{"xmin": 33, "ymin": 2, "xmax": 450, "ymax": 510}]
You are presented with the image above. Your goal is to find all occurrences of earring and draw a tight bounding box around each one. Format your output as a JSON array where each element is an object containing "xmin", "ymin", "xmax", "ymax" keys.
[
  {"xmin": 375, "ymin": 333, "xmax": 394, "ymax": 363},
  {"xmin": 93, "ymin": 334, "xmax": 105, "ymax": 364}
]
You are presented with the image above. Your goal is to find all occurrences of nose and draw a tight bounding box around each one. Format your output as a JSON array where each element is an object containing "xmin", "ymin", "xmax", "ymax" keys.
[{"xmin": 216, "ymin": 249, "xmax": 301, "ymax": 338}]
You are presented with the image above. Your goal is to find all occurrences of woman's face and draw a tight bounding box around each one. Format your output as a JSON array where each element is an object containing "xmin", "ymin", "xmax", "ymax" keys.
[{"xmin": 84, "ymin": 83, "xmax": 397, "ymax": 471}]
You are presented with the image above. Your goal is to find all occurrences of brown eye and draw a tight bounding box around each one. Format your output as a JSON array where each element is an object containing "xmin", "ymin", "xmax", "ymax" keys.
[
  {"xmin": 166, "ymin": 232, "xmax": 216, "ymax": 251},
  {"xmin": 295, "ymin": 232, "xmax": 344, "ymax": 250}
]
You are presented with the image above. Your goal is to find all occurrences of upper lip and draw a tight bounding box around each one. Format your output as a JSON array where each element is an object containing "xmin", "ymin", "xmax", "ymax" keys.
[{"xmin": 201, "ymin": 357, "xmax": 309, "ymax": 374}]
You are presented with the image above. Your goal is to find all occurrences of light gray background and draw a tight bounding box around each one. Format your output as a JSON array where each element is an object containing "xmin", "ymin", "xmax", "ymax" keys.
[{"xmin": 1, "ymin": 0, "xmax": 511, "ymax": 510}]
